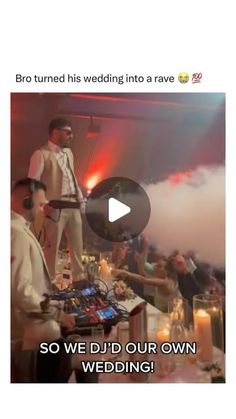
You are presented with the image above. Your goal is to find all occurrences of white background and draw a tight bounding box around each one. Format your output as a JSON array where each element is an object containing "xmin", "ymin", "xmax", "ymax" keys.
[{"xmin": 0, "ymin": 1, "xmax": 235, "ymax": 418}]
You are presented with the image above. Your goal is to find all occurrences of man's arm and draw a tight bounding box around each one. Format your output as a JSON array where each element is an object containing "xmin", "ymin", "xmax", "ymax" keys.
[
  {"xmin": 112, "ymin": 268, "xmax": 167, "ymax": 286},
  {"xmin": 11, "ymin": 232, "xmax": 43, "ymax": 312},
  {"xmin": 11, "ymin": 231, "xmax": 76, "ymax": 329},
  {"xmin": 28, "ymin": 150, "xmax": 44, "ymax": 180}
]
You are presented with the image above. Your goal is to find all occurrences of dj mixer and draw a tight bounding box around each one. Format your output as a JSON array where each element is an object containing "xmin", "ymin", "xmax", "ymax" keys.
[{"xmin": 51, "ymin": 280, "xmax": 124, "ymax": 334}]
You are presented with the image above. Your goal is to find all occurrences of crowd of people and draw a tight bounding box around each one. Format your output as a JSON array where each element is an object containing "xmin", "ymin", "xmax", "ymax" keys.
[{"xmin": 111, "ymin": 238, "xmax": 225, "ymax": 313}]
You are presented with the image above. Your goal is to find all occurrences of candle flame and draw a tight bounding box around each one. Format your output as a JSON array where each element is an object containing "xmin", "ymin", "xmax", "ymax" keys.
[
  {"xmin": 157, "ymin": 329, "xmax": 170, "ymax": 340},
  {"xmin": 196, "ymin": 309, "xmax": 210, "ymax": 317}
]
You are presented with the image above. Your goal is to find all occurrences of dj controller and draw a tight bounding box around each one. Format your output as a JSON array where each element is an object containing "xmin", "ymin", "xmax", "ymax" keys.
[{"xmin": 50, "ymin": 280, "xmax": 124, "ymax": 334}]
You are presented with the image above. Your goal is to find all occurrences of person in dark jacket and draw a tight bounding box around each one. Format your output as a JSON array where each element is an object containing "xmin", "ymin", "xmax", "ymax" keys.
[{"xmin": 171, "ymin": 254, "xmax": 203, "ymax": 306}]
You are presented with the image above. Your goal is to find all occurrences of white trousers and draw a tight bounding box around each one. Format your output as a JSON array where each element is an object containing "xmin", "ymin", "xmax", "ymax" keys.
[{"xmin": 44, "ymin": 207, "xmax": 84, "ymax": 280}]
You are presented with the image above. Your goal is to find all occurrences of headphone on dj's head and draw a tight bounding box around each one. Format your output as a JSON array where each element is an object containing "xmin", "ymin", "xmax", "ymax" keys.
[{"xmin": 22, "ymin": 180, "xmax": 36, "ymax": 210}]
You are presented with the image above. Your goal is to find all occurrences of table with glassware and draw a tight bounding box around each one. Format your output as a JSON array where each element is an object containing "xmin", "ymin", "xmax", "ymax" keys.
[
  {"xmin": 98, "ymin": 296, "xmax": 225, "ymax": 383},
  {"xmin": 56, "ymin": 251, "xmax": 225, "ymax": 383}
]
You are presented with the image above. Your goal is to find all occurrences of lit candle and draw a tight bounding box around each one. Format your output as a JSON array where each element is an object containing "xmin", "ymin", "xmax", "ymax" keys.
[
  {"xmin": 100, "ymin": 259, "xmax": 111, "ymax": 279},
  {"xmin": 99, "ymin": 258, "xmax": 107, "ymax": 269},
  {"xmin": 82, "ymin": 255, "xmax": 88, "ymax": 263},
  {"xmin": 157, "ymin": 329, "xmax": 170, "ymax": 344},
  {"xmin": 156, "ymin": 329, "xmax": 172, "ymax": 375},
  {"xmin": 194, "ymin": 309, "xmax": 213, "ymax": 363}
]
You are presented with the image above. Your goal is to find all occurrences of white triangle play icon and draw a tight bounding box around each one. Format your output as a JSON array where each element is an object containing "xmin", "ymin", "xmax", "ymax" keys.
[{"xmin": 108, "ymin": 197, "xmax": 131, "ymax": 222}]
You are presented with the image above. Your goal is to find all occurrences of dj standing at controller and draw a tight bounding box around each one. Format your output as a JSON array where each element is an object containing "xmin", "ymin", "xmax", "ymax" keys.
[
  {"xmin": 11, "ymin": 178, "xmax": 76, "ymax": 382},
  {"xmin": 28, "ymin": 117, "xmax": 84, "ymax": 282}
]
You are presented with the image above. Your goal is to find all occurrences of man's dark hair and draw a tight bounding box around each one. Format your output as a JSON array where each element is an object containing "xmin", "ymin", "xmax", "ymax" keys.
[
  {"xmin": 48, "ymin": 117, "xmax": 72, "ymax": 135},
  {"xmin": 12, "ymin": 178, "xmax": 47, "ymax": 193}
]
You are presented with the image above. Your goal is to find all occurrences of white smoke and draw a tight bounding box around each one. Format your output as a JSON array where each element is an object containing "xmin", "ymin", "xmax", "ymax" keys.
[{"xmin": 143, "ymin": 166, "xmax": 225, "ymax": 266}]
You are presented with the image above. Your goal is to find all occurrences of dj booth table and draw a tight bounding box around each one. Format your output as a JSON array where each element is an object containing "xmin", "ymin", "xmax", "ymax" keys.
[
  {"xmin": 67, "ymin": 296, "xmax": 224, "ymax": 384},
  {"xmin": 98, "ymin": 300, "xmax": 169, "ymax": 383}
]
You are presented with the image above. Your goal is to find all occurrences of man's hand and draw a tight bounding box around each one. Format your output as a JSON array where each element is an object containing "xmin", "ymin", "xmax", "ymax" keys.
[
  {"xmin": 134, "ymin": 251, "xmax": 147, "ymax": 276},
  {"xmin": 60, "ymin": 313, "xmax": 76, "ymax": 330},
  {"xmin": 80, "ymin": 201, "xmax": 86, "ymax": 214}
]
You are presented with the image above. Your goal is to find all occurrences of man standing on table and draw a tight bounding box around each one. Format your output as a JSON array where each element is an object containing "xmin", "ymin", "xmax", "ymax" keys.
[{"xmin": 28, "ymin": 117, "xmax": 84, "ymax": 282}]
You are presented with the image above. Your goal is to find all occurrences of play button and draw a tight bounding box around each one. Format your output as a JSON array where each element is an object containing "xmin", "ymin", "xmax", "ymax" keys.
[
  {"xmin": 85, "ymin": 177, "xmax": 151, "ymax": 242},
  {"xmin": 108, "ymin": 198, "xmax": 131, "ymax": 222}
]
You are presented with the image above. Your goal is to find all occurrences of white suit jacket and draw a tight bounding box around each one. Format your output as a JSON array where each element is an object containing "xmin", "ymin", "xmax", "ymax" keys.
[{"xmin": 11, "ymin": 211, "xmax": 60, "ymax": 347}]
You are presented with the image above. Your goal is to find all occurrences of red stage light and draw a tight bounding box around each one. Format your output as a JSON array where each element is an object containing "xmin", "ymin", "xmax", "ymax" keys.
[
  {"xmin": 168, "ymin": 170, "xmax": 193, "ymax": 186},
  {"xmin": 86, "ymin": 174, "xmax": 100, "ymax": 190}
]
